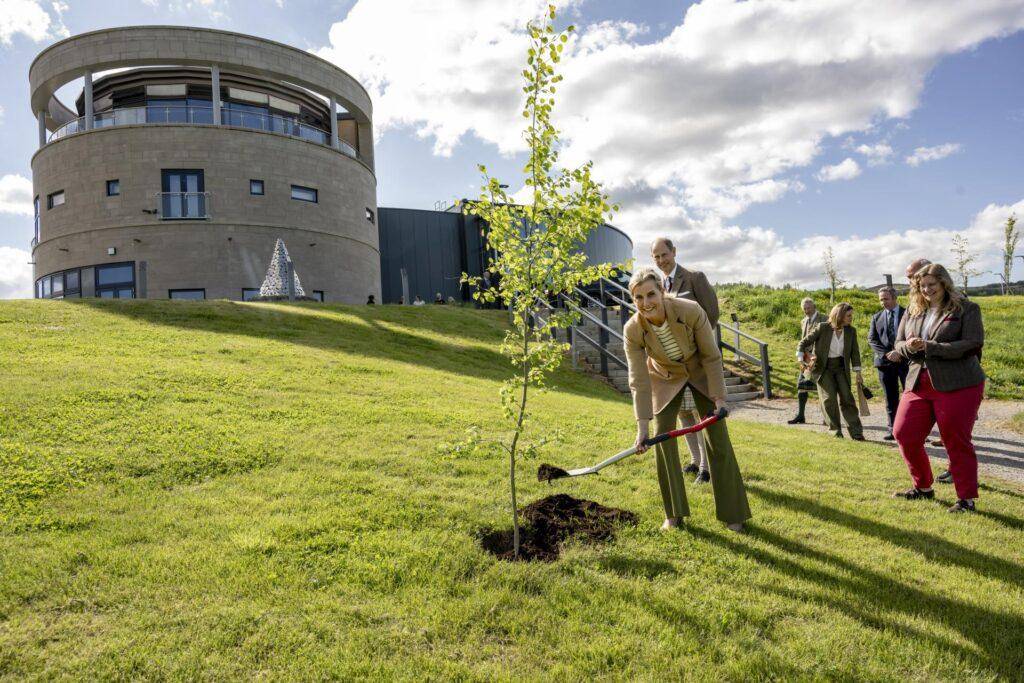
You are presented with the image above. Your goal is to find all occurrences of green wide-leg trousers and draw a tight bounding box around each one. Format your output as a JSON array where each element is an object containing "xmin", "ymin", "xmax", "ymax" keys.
[{"xmin": 653, "ymin": 385, "xmax": 752, "ymax": 525}]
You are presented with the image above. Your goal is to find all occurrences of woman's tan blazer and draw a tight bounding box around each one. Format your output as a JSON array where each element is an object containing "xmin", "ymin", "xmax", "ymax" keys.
[{"xmin": 623, "ymin": 296, "xmax": 727, "ymax": 421}]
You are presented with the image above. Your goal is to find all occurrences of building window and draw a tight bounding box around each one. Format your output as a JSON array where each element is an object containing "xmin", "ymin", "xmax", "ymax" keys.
[
  {"xmin": 160, "ymin": 169, "xmax": 206, "ymax": 219},
  {"xmin": 95, "ymin": 262, "xmax": 135, "ymax": 299},
  {"xmin": 290, "ymin": 185, "xmax": 317, "ymax": 203},
  {"xmin": 65, "ymin": 269, "xmax": 81, "ymax": 295},
  {"xmin": 33, "ymin": 196, "xmax": 40, "ymax": 242},
  {"xmin": 47, "ymin": 190, "xmax": 65, "ymax": 209},
  {"xmin": 34, "ymin": 268, "xmax": 81, "ymax": 299},
  {"xmin": 312, "ymin": 290, "xmax": 324, "ymax": 302},
  {"xmin": 242, "ymin": 288, "xmax": 261, "ymax": 301},
  {"xmin": 169, "ymin": 289, "xmax": 205, "ymax": 300},
  {"xmin": 106, "ymin": 179, "xmax": 120, "ymax": 196},
  {"xmin": 250, "ymin": 179, "xmax": 264, "ymax": 195},
  {"xmin": 365, "ymin": 208, "xmax": 375, "ymax": 224}
]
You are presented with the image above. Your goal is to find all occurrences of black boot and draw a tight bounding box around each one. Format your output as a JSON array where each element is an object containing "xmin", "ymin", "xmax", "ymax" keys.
[{"xmin": 788, "ymin": 392, "xmax": 808, "ymax": 424}]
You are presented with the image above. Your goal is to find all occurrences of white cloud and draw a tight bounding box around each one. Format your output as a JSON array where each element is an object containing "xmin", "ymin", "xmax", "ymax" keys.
[
  {"xmin": 0, "ymin": 174, "xmax": 34, "ymax": 216},
  {"xmin": 0, "ymin": 247, "xmax": 33, "ymax": 299},
  {"xmin": 855, "ymin": 142, "xmax": 894, "ymax": 165},
  {"xmin": 816, "ymin": 158, "xmax": 861, "ymax": 182},
  {"xmin": 316, "ymin": 0, "xmax": 1023, "ymax": 226},
  {"xmin": 0, "ymin": 0, "xmax": 56, "ymax": 44},
  {"xmin": 626, "ymin": 197, "xmax": 1023, "ymax": 289},
  {"xmin": 905, "ymin": 142, "xmax": 963, "ymax": 166}
]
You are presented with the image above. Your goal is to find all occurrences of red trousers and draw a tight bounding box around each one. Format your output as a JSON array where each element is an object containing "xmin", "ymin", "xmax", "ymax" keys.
[{"xmin": 893, "ymin": 370, "xmax": 984, "ymax": 500}]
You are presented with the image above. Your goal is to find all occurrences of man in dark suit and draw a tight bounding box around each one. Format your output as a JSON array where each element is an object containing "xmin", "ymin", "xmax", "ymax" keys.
[
  {"xmin": 650, "ymin": 236, "xmax": 719, "ymax": 482},
  {"xmin": 868, "ymin": 287, "xmax": 909, "ymax": 440}
]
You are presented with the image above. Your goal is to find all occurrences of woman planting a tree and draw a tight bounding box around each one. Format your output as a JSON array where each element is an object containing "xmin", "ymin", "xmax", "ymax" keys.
[{"xmin": 625, "ymin": 267, "xmax": 752, "ymax": 532}]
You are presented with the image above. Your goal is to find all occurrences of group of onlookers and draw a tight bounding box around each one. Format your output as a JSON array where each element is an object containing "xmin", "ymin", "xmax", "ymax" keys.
[{"xmin": 789, "ymin": 258, "xmax": 986, "ymax": 512}]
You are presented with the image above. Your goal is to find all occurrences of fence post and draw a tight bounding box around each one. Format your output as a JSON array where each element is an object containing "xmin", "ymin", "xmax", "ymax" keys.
[
  {"xmin": 760, "ymin": 343, "xmax": 773, "ymax": 399},
  {"xmin": 734, "ymin": 320, "xmax": 741, "ymax": 361},
  {"xmin": 599, "ymin": 302, "xmax": 610, "ymax": 378}
]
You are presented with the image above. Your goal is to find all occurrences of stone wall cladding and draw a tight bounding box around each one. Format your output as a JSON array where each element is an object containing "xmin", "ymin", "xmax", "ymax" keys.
[{"xmin": 32, "ymin": 125, "xmax": 380, "ymax": 304}]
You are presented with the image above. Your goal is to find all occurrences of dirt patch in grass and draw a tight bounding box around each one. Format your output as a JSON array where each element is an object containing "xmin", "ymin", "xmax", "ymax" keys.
[{"xmin": 480, "ymin": 494, "xmax": 637, "ymax": 562}]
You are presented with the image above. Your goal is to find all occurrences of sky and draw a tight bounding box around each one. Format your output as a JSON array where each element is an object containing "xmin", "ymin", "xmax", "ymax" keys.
[{"xmin": 2, "ymin": 0, "xmax": 1024, "ymax": 298}]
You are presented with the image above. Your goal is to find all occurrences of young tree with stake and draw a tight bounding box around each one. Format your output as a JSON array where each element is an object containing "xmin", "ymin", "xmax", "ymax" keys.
[
  {"xmin": 823, "ymin": 247, "xmax": 845, "ymax": 306},
  {"xmin": 461, "ymin": 7, "xmax": 621, "ymax": 559},
  {"xmin": 1002, "ymin": 214, "xmax": 1019, "ymax": 295}
]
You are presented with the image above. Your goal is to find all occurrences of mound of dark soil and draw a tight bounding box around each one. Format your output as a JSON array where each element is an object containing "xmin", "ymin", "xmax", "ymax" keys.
[{"xmin": 480, "ymin": 494, "xmax": 638, "ymax": 562}]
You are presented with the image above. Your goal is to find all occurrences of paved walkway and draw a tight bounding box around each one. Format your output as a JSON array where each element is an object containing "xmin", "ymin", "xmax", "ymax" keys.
[{"xmin": 729, "ymin": 396, "xmax": 1024, "ymax": 486}]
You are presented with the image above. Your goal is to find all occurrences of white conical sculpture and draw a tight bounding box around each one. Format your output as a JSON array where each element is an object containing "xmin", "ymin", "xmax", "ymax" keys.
[{"xmin": 258, "ymin": 238, "xmax": 306, "ymax": 298}]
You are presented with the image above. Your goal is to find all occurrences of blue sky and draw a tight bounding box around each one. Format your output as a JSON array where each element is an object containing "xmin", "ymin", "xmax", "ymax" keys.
[{"xmin": 2, "ymin": 0, "xmax": 1023, "ymax": 296}]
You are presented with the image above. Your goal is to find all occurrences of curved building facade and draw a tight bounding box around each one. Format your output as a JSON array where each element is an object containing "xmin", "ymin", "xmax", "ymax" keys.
[{"xmin": 30, "ymin": 26, "xmax": 379, "ymax": 302}]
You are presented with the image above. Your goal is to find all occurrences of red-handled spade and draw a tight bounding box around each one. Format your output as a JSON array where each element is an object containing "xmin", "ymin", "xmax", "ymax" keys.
[{"xmin": 538, "ymin": 407, "xmax": 728, "ymax": 482}]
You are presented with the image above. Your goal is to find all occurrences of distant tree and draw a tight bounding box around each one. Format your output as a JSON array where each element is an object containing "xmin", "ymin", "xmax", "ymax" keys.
[
  {"xmin": 1002, "ymin": 214, "xmax": 1020, "ymax": 295},
  {"xmin": 460, "ymin": 6, "xmax": 621, "ymax": 559},
  {"xmin": 822, "ymin": 247, "xmax": 845, "ymax": 306},
  {"xmin": 950, "ymin": 233, "xmax": 984, "ymax": 291}
]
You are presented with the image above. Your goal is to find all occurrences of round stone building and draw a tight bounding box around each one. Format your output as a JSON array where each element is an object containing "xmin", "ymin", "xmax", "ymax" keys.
[{"xmin": 29, "ymin": 26, "xmax": 379, "ymax": 302}]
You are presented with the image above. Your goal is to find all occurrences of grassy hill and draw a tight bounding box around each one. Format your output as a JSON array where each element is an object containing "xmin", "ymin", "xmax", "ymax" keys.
[
  {"xmin": 716, "ymin": 286, "xmax": 1024, "ymax": 400},
  {"xmin": 1, "ymin": 300, "xmax": 1023, "ymax": 679}
]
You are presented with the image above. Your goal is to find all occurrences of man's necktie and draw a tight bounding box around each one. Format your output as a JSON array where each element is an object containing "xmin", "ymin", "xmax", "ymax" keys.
[
  {"xmin": 886, "ymin": 310, "xmax": 895, "ymax": 346},
  {"xmin": 665, "ymin": 277, "xmax": 672, "ymax": 291}
]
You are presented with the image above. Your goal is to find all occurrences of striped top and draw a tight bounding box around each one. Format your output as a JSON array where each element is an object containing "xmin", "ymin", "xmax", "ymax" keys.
[{"xmin": 652, "ymin": 321, "xmax": 684, "ymax": 361}]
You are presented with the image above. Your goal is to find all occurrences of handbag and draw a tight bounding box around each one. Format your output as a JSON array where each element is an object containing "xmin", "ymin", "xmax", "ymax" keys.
[{"xmin": 856, "ymin": 377, "xmax": 871, "ymax": 417}]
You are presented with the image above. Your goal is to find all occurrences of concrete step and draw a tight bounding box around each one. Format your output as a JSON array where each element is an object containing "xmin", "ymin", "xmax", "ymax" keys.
[
  {"xmin": 727, "ymin": 390, "xmax": 762, "ymax": 402},
  {"xmin": 724, "ymin": 376, "xmax": 745, "ymax": 386},
  {"xmin": 726, "ymin": 383, "xmax": 755, "ymax": 394}
]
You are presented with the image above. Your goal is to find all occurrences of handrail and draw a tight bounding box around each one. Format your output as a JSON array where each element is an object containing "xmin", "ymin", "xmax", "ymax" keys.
[
  {"xmin": 155, "ymin": 191, "xmax": 211, "ymax": 220},
  {"xmin": 559, "ymin": 294, "xmax": 624, "ymax": 343},
  {"xmin": 46, "ymin": 105, "xmax": 359, "ymax": 159},
  {"xmin": 717, "ymin": 320, "xmax": 770, "ymax": 345}
]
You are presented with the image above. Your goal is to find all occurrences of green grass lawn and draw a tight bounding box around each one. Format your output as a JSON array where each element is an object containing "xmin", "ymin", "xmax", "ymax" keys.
[
  {"xmin": 1, "ymin": 300, "xmax": 1023, "ymax": 679},
  {"xmin": 717, "ymin": 286, "xmax": 1024, "ymax": 400}
]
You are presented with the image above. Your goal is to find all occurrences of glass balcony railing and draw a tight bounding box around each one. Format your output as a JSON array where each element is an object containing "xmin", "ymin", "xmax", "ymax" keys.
[
  {"xmin": 157, "ymin": 191, "xmax": 211, "ymax": 220},
  {"xmin": 47, "ymin": 105, "xmax": 359, "ymax": 159}
]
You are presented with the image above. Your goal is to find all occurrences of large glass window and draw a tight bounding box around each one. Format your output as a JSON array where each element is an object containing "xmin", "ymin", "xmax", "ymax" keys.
[
  {"xmin": 169, "ymin": 289, "xmax": 205, "ymax": 300},
  {"xmin": 242, "ymin": 288, "xmax": 261, "ymax": 301},
  {"xmin": 65, "ymin": 269, "xmax": 80, "ymax": 294},
  {"xmin": 96, "ymin": 263, "xmax": 134, "ymax": 287},
  {"xmin": 147, "ymin": 98, "xmax": 187, "ymax": 124},
  {"xmin": 51, "ymin": 272, "xmax": 64, "ymax": 296},
  {"xmin": 291, "ymin": 185, "xmax": 317, "ymax": 203},
  {"xmin": 224, "ymin": 102, "xmax": 269, "ymax": 130},
  {"xmin": 106, "ymin": 179, "xmax": 120, "ymax": 196},
  {"xmin": 161, "ymin": 169, "xmax": 205, "ymax": 219},
  {"xmin": 96, "ymin": 262, "xmax": 135, "ymax": 299},
  {"xmin": 187, "ymin": 97, "xmax": 213, "ymax": 124},
  {"xmin": 35, "ymin": 268, "xmax": 80, "ymax": 299},
  {"xmin": 47, "ymin": 191, "xmax": 65, "ymax": 209}
]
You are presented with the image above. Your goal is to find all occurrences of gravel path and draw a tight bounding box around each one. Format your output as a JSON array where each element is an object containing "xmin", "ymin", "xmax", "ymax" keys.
[{"xmin": 729, "ymin": 396, "xmax": 1024, "ymax": 486}]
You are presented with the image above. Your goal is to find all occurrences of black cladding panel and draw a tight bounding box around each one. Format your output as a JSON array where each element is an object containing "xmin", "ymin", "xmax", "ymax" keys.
[{"xmin": 377, "ymin": 208, "xmax": 632, "ymax": 304}]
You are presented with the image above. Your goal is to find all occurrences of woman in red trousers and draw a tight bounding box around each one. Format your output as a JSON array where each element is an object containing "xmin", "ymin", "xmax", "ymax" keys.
[{"xmin": 892, "ymin": 263, "xmax": 985, "ymax": 512}]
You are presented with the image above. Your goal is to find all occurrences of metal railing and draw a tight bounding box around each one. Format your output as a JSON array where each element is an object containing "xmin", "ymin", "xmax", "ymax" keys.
[
  {"xmin": 47, "ymin": 105, "xmax": 359, "ymax": 159},
  {"xmin": 542, "ymin": 271, "xmax": 774, "ymax": 398},
  {"xmin": 30, "ymin": 236, "xmax": 38, "ymax": 250},
  {"xmin": 156, "ymin": 191, "xmax": 210, "ymax": 220}
]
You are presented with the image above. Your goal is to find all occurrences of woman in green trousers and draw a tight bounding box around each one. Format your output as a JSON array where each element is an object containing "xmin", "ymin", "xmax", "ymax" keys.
[
  {"xmin": 623, "ymin": 267, "xmax": 751, "ymax": 532},
  {"xmin": 797, "ymin": 302, "xmax": 865, "ymax": 440}
]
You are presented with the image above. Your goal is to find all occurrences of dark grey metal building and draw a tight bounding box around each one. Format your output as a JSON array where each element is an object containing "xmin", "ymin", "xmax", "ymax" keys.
[{"xmin": 377, "ymin": 207, "xmax": 633, "ymax": 304}]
